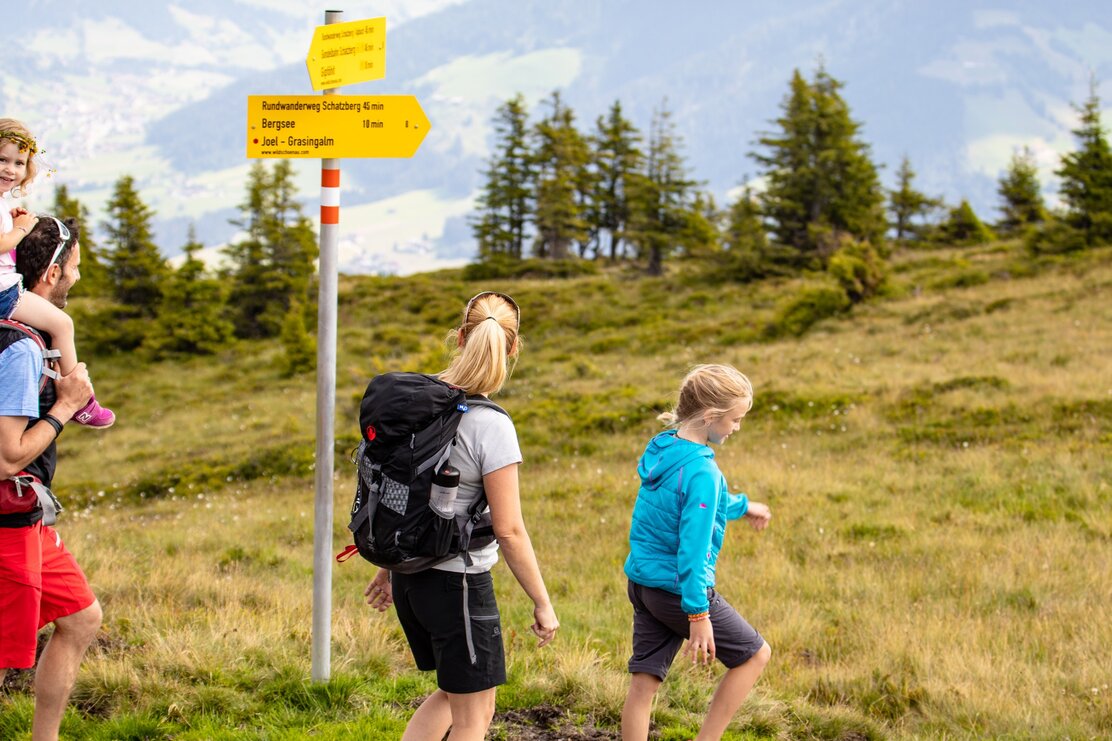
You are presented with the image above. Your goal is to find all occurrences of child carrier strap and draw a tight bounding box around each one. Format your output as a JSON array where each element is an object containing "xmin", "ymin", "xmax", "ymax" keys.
[{"xmin": 0, "ymin": 319, "xmax": 62, "ymax": 391}]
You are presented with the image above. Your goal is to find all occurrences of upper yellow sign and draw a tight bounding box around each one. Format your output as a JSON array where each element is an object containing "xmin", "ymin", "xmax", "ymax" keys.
[
  {"xmin": 246, "ymin": 95, "xmax": 431, "ymax": 159},
  {"xmin": 306, "ymin": 17, "xmax": 386, "ymax": 90}
]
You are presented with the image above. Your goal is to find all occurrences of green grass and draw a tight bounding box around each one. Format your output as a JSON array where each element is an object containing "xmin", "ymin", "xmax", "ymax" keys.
[{"xmin": 2, "ymin": 242, "xmax": 1110, "ymax": 739}]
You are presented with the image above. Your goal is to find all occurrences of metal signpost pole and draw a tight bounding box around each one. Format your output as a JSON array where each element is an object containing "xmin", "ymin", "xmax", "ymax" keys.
[{"xmin": 311, "ymin": 7, "xmax": 343, "ymax": 685}]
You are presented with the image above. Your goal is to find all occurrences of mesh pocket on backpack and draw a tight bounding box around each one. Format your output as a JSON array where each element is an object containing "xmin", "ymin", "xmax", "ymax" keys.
[{"xmin": 380, "ymin": 475, "xmax": 409, "ymax": 514}]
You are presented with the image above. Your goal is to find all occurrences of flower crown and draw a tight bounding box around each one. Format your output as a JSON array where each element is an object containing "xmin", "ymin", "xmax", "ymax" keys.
[{"xmin": 0, "ymin": 130, "xmax": 38, "ymax": 156}]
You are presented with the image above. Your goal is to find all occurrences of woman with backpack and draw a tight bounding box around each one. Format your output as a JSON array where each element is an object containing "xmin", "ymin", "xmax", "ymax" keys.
[{"xmin": 364, "ymin": 290, "xmax": 559, "ymax": 741}]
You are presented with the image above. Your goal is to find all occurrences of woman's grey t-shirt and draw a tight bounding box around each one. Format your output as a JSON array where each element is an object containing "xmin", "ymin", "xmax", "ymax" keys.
[{"xmin": 433, "ymin": 403, "xmax": 522, "ymax": 573}]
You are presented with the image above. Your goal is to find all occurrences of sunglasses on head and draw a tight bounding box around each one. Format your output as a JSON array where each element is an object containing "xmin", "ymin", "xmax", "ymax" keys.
[
  {"xmin": 38, "ymin": 215, "xmax": 71, "ymax": 284},
  {"xmin": 464, "ymin": 291, "xmax": 520, "ymax": 328}
]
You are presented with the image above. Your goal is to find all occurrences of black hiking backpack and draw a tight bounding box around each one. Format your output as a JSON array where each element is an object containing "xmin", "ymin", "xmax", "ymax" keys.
[{"xmin": 336, "ymin": 372, "xmax": 506, "ymax": 573}]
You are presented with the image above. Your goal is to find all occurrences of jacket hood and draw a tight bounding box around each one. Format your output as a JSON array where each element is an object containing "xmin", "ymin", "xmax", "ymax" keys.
[{"xmin": 637, "ymin": 430, "xmax": 714, "ymax": 490}]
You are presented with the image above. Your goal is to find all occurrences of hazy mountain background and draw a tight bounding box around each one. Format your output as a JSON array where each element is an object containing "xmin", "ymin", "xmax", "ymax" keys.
[{"xmin": 4, "ymin": 0, "xmax": 1110, "ymax": 274}]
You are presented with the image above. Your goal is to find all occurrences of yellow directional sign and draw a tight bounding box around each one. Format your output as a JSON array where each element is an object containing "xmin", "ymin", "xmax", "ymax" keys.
[
  {"xmin": 246, "ymin": 95, "xmax": 430, "ymax": 159},
  {"xmin": 306, "ymin": 17, "xmax": 386, "ymax": 90}
]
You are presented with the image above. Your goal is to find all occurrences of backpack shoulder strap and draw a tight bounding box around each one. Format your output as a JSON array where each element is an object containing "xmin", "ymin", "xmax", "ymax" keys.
[
  {"xmin": 0, "ymin": 319, "xmax": 60, "ymax": 392},
  {"xmin": 464, "ymin": 396, "xmax": 510, "ymax": 419}
]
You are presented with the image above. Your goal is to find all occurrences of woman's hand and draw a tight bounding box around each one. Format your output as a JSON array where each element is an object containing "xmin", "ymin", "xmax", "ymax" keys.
[
  {"xmin": 364, "ymin": 568, "xmax": 393, "ymax": 612},
  {"xmin": 743, "ymin": 501, "xmax": 772, "ymax": 531},
  {"xmin": 530, "ymin": 602, "xmax": 559, "ymax": 647},
  {"xmin": 686, "ymin": 618, "xmax": 715, "ymax": 665}
]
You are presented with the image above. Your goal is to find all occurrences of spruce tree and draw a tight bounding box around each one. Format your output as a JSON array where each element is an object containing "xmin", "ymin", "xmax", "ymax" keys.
[
  {"xmin": 1055, "ymin": 83, "xmax": 1112, "ymax": 246},
  {"xmin": 752, "ymin": 66, "xmax": 886, "ymax": 263},
  {"xmin": 940, "ymin": 200, "xmax": 994, "ymax": 245},
  {"xmin": 592, "ymin": 100, "xmax": 643, "ymax": 261},
  {"xmin": 53, "ymin": 184, "xmax": 108, "ymax": 297},
  {"xmin": 147, "ymin": 227, "xmax": 234, "ymax": 357},
  {"xmin": 680, "ymin": 191, "xmax": 721, "ymax": 258},
  {"xmin": 889, "ymin": 155, "xmax": 940, "ymax": 243},
  {"xmin": 278, "ymin": 296, "xmax": 316, "ymax": 377},
  {"xmin": 723, "ymin": 185, "xmax": 772, "ymax": 279},
  {"xmin": 266, "ymin": 160, "xmax": 318, "ymax": 307},
  {"xmin": 224, "ymin": 162, "xmax": 318, "ymax": 339},
  {"xmin": 531, "ymin": 92, "xmax": 591, "ymax": 260},
  {"xmin": 102, "ymin": 175, "xmax": 167, "ymax": 315},
  {"xmin": 626, "ymin": 101, "xmax": 697, "ymax": 275},
  {"xmin": 997, "ymin": 147, "xmax": 1047, "ymax": 236},
  {"xmin": 471, "ymin": 95, "xmax": 533, "ymax": 259},
  {"xmin": 225, "ymin": 163, "xmax": 271, "ymax": 338}
]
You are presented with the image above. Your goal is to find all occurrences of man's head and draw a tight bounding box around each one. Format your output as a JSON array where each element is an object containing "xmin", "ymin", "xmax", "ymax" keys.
[{"xmin": 14, "ymin": 215, "xmax": 81, "ymax": 309}]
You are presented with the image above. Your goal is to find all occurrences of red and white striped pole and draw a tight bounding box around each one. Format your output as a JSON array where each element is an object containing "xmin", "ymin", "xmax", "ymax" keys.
[{"xmin": 311, "ymin": 7, "xmax": 342, "ymax": 685}]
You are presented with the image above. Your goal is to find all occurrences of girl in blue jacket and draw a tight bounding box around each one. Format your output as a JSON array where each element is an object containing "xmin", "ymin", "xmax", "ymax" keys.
[{"xmin": 622, "ymin": 364, "xmax": 772, "ymax": 741}]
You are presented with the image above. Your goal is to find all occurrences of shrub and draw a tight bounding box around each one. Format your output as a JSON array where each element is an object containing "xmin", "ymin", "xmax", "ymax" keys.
[
  {"xmin": 463, "ymin": 255, "xmax": 599, "ymax": 280},
  {"xmin": 1027, "ymin": 217, "xmax": 1089, "ymax": 255},
  {"xmin": 764, "ymin": 283, "xmax": 851, "ymax": 338},
  {"xmin": 828, "ymin": 237, "xmax": 889, "ymax": 303}
]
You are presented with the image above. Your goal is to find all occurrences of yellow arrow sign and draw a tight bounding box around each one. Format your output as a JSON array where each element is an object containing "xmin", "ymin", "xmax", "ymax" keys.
[
  {"xmin": 306, "ymin": 17, "xmax": 386, "ymax": 90},
  {"xmin": 246, "ymin": 95, "xmax": 431, "ymax": 159}
]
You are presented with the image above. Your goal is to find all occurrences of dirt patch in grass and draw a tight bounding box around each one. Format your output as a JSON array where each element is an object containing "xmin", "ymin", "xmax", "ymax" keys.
[{"xmin": 494, "ymin": 705, "xmax": 618, "ymax": 739}]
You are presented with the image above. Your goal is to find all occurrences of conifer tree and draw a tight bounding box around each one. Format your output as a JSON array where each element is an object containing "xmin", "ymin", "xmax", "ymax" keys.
[
  {"xmin": 940, "ymin": 199, "xmax": 994, "ymax": 245},
  {"xmin": 225, "ymin": 163, "xmax": 271, "ymax": 337},
  {"xmin": 147, "ymin": 227, "xmax": 234, "ymax": 357},
  {"xmin": 472, "ymin": 95, "xmax": 533, "ymax": 259},
  {"xmin": 224, "ymin": 162, "xmax": 318, "ymax": 339},
  {"xmin": 278, "ymin": 296, "xmax": 316, "ymax": 376},
  {"xmin": 102, "ymin": 175, "xmax": 167, "ymax": 315},
  {"xmin": 723, "ymin": 185, "xmax": 773, "ymax": 279},
  {"xmin": 889, "ymin": 155, "xmax": 940, "ymax": 242},
  {"xmin": 265, "ymin": 160, "xmax": 318, "ymax": 305},
  {"xmin": 752, "ymin": 66, "xmax": 886, "ymax": 263},
  {"xmin": 53, "ymin": 184, "xmax": 108, "ymax": 297},
  {"xmin": 592, "ymin": 100, "xmax": 643, "ymax": 261},
  {"xmin": 996, "ymin": 147, "xmax": 1047, "ymax": 236},
  {"xmin": 627, "ymin": 101, "xmax": 697, "ymax": 275},
  {"xmin": 531, "ymin": 92, "xmax": 591, "ymax": 260},
  {"xmin": 1055, "ymin": 83, "xmax": 1112, "ymax": 246},
  {"xmin": 680, "ymin": 191, "xmax": 721, "ymax": 258}
]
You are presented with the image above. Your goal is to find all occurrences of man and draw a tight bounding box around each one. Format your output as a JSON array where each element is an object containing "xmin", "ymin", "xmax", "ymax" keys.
[{"xmin": 1, "ymin": 215, "xmax": 101, "ymax": 741}]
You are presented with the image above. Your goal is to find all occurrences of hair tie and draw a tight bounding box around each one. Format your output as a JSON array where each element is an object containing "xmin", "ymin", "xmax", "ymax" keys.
[{"xmin": 483, "ymin": 315, "xmax": 498, "ymax": 322}]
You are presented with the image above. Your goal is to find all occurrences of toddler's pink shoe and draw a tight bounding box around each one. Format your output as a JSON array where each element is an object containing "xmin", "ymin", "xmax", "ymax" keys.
[{"xmin": 72, "ymin": 395, "xmax": 116, "ymax": 428}]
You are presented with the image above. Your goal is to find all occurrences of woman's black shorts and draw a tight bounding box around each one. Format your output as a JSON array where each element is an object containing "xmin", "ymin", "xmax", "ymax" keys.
[{"xmin": 392, "ymin": 568, "xmax": 506, "ymax": 694}]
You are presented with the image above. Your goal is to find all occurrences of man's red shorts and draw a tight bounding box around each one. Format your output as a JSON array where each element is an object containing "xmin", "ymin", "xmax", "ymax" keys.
[{"xmin": 0, "ymin": 523, "xmax": 96, "ymax": 669}]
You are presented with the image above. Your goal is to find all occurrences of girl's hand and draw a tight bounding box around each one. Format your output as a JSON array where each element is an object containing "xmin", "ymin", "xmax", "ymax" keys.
[
  {"xmin": 11, "ymin": 212, "xmax": 36, "ymax": 235},
  {"xmin": 743, "ymin": 501, "xmax": 772, "ymax": 531},
  {"xmin": 363, "ymin": 568, "xmax": 393, "ymax": 612},
  {"xmin": 686, "ymin": 618, "xmax": 715, "ymax": 665},
  {"xmin": 530, "ymin": 603, "xmax": 559, "ymax": 647}
]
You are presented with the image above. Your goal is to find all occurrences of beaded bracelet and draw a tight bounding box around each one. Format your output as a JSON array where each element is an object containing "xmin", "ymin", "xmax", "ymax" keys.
[{"xmin": 687, "ymin": 611, "xmax": 709, "ymax": 622}]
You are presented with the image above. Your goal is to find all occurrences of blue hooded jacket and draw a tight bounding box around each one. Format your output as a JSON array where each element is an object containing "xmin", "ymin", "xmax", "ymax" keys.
[{"xmin": 624, "ymin": 430, "xmax": 749, "ymax": 615}]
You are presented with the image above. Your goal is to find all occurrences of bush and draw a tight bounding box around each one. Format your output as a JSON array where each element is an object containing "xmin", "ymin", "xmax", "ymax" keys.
[
  {"xmin": 463, "ymin": 255, "xmax": 599, "ymax": 280},
  {"xmin": 828, "ymin": 237, "xmax": 888, "ymax": 303},
  {"xmin": 764, "ymin": 283, "xmax": 851, "ymax": 338},
  {"xmin": 72, "ymin": 304, "xmax": 150, "ymax": 355},
  {"xmin": 1027, "ymin": 218, "xmax": 1089, "ymax": 255}
]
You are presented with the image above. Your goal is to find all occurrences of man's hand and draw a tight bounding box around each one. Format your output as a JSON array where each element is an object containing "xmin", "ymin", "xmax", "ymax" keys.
[{"xmin": 52, "ymin": 363, "xmax": 93, "ymax": 422}]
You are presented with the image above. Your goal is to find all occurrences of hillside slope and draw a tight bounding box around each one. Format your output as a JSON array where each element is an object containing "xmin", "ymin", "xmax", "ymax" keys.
[{"xmin": 3, "ymin": 243, "xmax": 1109, "ymax": 740}]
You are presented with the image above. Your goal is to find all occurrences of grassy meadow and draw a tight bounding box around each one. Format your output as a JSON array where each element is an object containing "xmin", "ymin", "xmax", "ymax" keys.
[{"xmin": 1, "ymin": 242, "xmax": 1110, "ymax": 740}]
